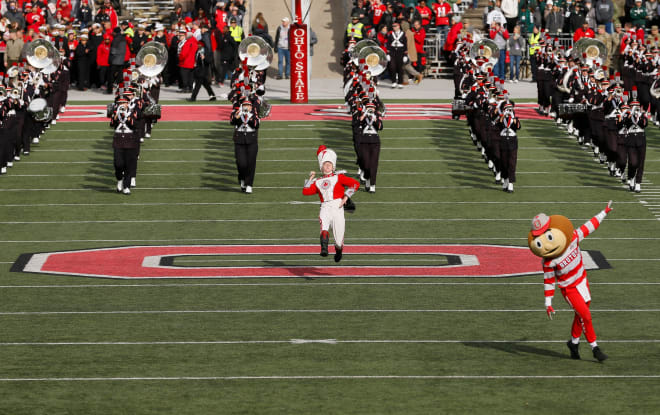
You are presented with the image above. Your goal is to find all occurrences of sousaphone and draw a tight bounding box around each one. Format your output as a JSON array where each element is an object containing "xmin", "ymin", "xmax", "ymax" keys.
[
  {"xmin": 469, "ymin": 39, "xmax": 499, "ymax": 73},
  {"xmin": 357, "ymin": 45, "xmax": 387, "ymax": 76},
  {"xmin": 26, "ymin": 39, "xmax": 61, "ymax": 70},
  {"xmin": 136, "ymin": 41, "xmax": 168, "ymax": 77},
  {"xmin": 238, "ymin": 36, "xmax": 273, "ymax": 68},
  {"xmin": 351, "ymin": 39, "xmax": 379, "ymax": 65},
  {"xmin": 572, "ymin": 38, "xmax": 607, "ymax": 66}
]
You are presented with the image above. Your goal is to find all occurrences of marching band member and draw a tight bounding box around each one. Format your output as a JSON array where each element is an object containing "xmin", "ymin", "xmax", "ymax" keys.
[
  {"xmin": 230, "ymin": 96, "xmax": 260, "ymax": 194},
  {"xmin": 357, "ymin": 100, "xmax": 383, "ymax": 193},
  {"xmin": 303, "ymin": 146, "xmax": 360, "ymax": 262},
  {"xmin": 498, "ymin": 101, "xmax": 520, "ymax": 193},
  {"xmin": 111, "ymin": 94, "xmax": 139, "ymax": 195},
  {"xmin": 619, "ymin": 97, "xmax": 648, "ymax": 192}
]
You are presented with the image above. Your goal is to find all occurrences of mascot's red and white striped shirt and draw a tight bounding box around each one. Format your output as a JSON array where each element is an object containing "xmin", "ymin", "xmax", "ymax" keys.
[{"xmin": 542, "ymin": 209, "xmax": 608, "ymax": 301}]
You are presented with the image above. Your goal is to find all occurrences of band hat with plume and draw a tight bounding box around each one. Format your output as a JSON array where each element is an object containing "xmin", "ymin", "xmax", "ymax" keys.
[{"xmin": 317, "ymin": 145, "xmax": 337, "ymax": 170}]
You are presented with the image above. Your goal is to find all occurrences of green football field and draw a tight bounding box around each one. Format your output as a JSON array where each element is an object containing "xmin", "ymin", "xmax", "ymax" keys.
[{"xmin": 1, "ymin": 114, "xmax": 659, "ymax": 414}]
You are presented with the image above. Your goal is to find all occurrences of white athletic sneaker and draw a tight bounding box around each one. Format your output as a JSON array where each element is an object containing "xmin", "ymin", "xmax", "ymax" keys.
[
  {"xmin": 130, "ymin": 177, "xmax": 136, "ymax": 187},
  {"xmin": 145, "ymin": 133, "xmax": 151, "ymax": 138},
  {"xmin": 369, "ymin": 185, "xmax": 375, "ymax": 193},
  {"xmin": 1, "ymin": 167, "xmax": 6, "ymax": 174},
  {"xmin": 7, "ymin": 162, "xmax": 13, "ymax": 167},
  {"xmin": 122, "ymin": 187, "xmax": 131, "ymax": 195},
  {"xmin": 245, "ymin": 186, "xmax": 253, "ymax": 194},
  {"xmin": 14, "ymin": 155, "xmax": 20, "ymax": 161},
  {"xmin": 33, "ymin": 137, "xmax": 40, "ymax": 144},
  {"xmin": 391, "ymin": 83, "xmax": 398, "ymax": 88},
  {"xmin": 507, "ymin": 182, "xmax": 514, "ymax": 193},
  {"xmin": 60, "ymin": 106, "xmax": 66, "ymax": 113},
  {"xmin": 397, "ymin": 83, "xmax": 403, "ymax": 89},
  {"xmin": 487, "ymin": 160, "xmax": 494, "ymax": 170},
  {"xmin": 635, "ymin": 183, "xmax": 641, "ymax": 193},
  {"xmin": 117, "ymin": 180, "xmax": 124, "ymax": 192},
  {"xmin": 494, "ymin": 172, "xmax": 501, "ymax": 183},
  {"xmin": 52, "ymin": 119, "xmax": 56, "ymax": 125}
]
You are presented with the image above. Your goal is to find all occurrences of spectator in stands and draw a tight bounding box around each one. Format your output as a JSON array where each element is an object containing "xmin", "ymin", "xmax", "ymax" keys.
[
  {"xmin": 624, "ymin": 0, "xmax": 637, "ymax": 24},
  {"xmin": 411, "ymin": 19, "xmax": 426, "ymax": 76},
  {"xmin": 107, "ymin": 26, "xmax": 126, "ymax": 92},
  {"xmin": 228, "ymin": 5, "xmax": 243, "ymax": 26},
  {"xmin": 251, "ymin": 12, "xmax": 272, "ymax": 46},
  {"xmin": 518, "ymin": 3, "xmax": 534, "ymax": 35},
  {"xmin": 370, "ymin": 0, "xmax": 387, "ymax": 28},
  {"xmin": 501, "ymin": 0, "xmax": 519, "ymax": 32},
  {"xmin": 544, "ymin": 1, "xmax": 564, "ymax": 33},
  {"xmin": 96, "ymin": 33, "xmax": 111, "ymax": 90},
  {"xmin": 4, "ymin": 28, "xmax": 23, "ymax": 68},
  {"xmin": 217, "ymin": 25, "xmax": 237, "ymax": 85},
  {"xmin": 178, "ymin": 29, "xmax": 197, "ymax": 93},
  {"xmin": 77, "ymin": 0, "xmax": 93, "ymax": 29},
  {"xmin": 528, "ymin": 25, "xmax": 541, "ymax": 81},
  {"xmin": 228, "ymin": 16, "xmax": 243, "ymax": 42},
  {"xmin": 646, "ymin": 0, "xmax": 660, "ymax": 28},
  {"xmin": 507, "ymin": 25, "xmax": 524, "ymax": 82},
  {"xmin": 415, "ymin": 0, "xmax": 432, "ymax": 32},
  {"xmin": 630, "ymin": 0, "xmax": 647, "ymax": 28},
  {"xmin": 171, "ymin": 3, "xmax": 184, "ymax": 24},
  {"xmin": 574, "ymin": 20, "xmax": 595, "ymax": 41},
  {"xmin": 583, "ymin": 0, "xmax": 597, "ymax": 29},
  {"xmin": 595, "ymin": 0, "xmax": 614, "ymax": 33},
  {"xmin": 444, "ymin": 14, "xmax": 464, "ymax": 60},
  {"xmin": 377, "ymin": 23, "xmax": 389, "ymax": 53},
  {"xmin": 489, "ymin": 21, "xmax": 509, "ymax": 78},
  {"xmin": 74, "ymin": 33, "xmax": 91, "ymax": 90},
  {"xmin": 611, "ymin": 21, "xmax": 623, "ymax": 73},
  {"xmin": 433, "ymin": 0, "xmax": 452, "ymax": 47},
  {"xmin": 566, "ymin": 2, "xmax": 586, "ymax": 33},
  {"xmin": 345, "ymin": 13, "xmax": 365, "ymax": 46},
  {"xmin": 274, "ymin": 17, "xmax": 290, "ymax": 79},
  {"xmin": 647, "ymin": 24, "xmax": 660, "ymax": 46},
  {"xmin": 5, "ymin": 1, "xmax": 25, "ymax": 30},
  {"xmin": 196, "ymin": 0, "xmax": 214, "ymax": 17},
  {"xmin": 595, "ymin": 24, "xmax": 613, "ymax": 66},
  {"xmin": 487, "ymin": 0, "xmax": 507, "ymax": 30}
]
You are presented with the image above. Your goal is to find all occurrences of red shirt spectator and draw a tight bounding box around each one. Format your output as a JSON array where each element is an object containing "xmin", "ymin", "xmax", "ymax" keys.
[
  {"xmin": 412, "ymin": 25, "xmax": 426, "ymax": 54},
  {"xmin": 573, "ymin": 24, "xmax": 595, "ymax": 42},
  {"xmin": 371, "ymin": 0, "xmax": 387, "ymax": 27},
  {"xmin": 433, "ymin": 0, "xmax": 452, "ymax": 26},
  {"xmin": 97, "ymin": 36, "xmax": 111, "ymax": 66},
  {"xmin": 444, "ymin": 21, "xmax": 463, "ymax": 51},
  {"xmin": 178, "ymin": 34, "xmax": 198, "ymax": 69},
  {"xmin": 57, "ymin": 0, "xmax": 72, "ymax": 21},
  {"xmin": 377, "ymin": 27, "xmax": 388, "ymax": 53},
  {"xmin": 25, "ymin": 7, "xmax": 45, "ymax": 32},
  {"xmin": 416, "ymin": 1, "xmax": 432, "ymax": 27},
  {"xmin": 214, "ymin": 8, "xmax": 227, "ymax": 32}
]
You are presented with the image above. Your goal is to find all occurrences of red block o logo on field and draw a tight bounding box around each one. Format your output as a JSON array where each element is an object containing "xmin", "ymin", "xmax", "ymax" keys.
[{"xmin": 11, "ymin": 245, "xmax": 610, "ymax": 279}]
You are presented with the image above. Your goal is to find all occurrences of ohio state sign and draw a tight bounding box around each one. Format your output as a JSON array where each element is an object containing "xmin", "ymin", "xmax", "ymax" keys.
[
  {"xmin": 11, "ymin": 245, "xmax": 610, "ymax": 279},
  {"xmin": 289, "ymin": 24, "xmax": 308, "ymax": 103}
]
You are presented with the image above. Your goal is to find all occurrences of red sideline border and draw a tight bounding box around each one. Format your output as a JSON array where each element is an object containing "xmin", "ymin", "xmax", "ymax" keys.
[{"xmin": 59, "ymin": 103, "xmax": 546, "ymax": 122}]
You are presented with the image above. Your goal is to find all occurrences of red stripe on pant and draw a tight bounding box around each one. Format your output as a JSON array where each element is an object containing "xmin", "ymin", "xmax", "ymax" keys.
[{"xmin": 562, "ymin": 285, "xmax": 597, "ymax": 343}]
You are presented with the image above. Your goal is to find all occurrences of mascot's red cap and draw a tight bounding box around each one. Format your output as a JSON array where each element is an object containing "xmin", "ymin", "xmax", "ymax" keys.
[{"xmin": 531, "ymin": 213, "xmax": 551, "ymax": 236}]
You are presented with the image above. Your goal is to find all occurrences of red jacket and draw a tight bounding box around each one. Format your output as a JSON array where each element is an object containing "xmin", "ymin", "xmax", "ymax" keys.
[
  {"xmin": 25, "ymin": 11, "xmax": 45, "ymax": 32},
  {"xmin": 433, "ymin": 2, "xmax": 451, "ymax": 26},
  {"xmin": 97, "ymin": 41, "xmax": 110, "ymax": 67},
  {"xmin": 372, "ymin": 4, "xmax": 387, "ymax": 26},
  {"xmin": 413, "ymin": 27, "xmax": 426, "ymax": 54},
  {"xmin": 178, "ymin": 36, "xmax": 198, "ymax": 69},
  {"xmin": 214, "ymin": 9, "xmax": 227, "ymax": 32},
  {"xmin": 573, "ymin": 27, "xmax": 595, "ymax": 42},
  {"xmin": 444, "ymin": 22, "xmax": 462, "ymax": 51}
]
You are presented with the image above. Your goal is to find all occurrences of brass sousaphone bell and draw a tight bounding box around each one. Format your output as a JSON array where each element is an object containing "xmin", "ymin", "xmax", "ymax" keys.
[
  {"xmin": 26, "ymin": 39, "xmax": 62, "ymax": 73},
  {"xmin": 238, "ymin": 36, "xmax": 273, "ymax": 69},
  {"xmin": 350, "ymin": 39, "xmax": 380, "ymax": 65},
  {"xmin": 572, "ymin": 38, "xmax": 607, "ymax": 66},
  {"xmin": 357, "ymin": 45, "xmax": 387, "ymax": 77},
  {"xmin": 469, "ymin": 39, "xmax": 499, "ymax": 73},
  {"xmin": 136, "ymin": 41, "xmax": 168, "ymax": 77}
]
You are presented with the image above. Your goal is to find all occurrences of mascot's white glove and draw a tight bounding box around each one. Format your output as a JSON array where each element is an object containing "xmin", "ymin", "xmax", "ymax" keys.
[
  {"xmin": 386, "ymin": 54, "xmax": 391, "ymax": 62},
  {"xmin": 403, "ymin": 56, "xmax": 409, "ymax": 64}
]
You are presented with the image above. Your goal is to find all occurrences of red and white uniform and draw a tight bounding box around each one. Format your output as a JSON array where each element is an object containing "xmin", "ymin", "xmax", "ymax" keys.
[
  {"xmin": 302, "ymin": 147, "xmax": 359, "ymax": 248},
  {"xmin": 542, "ymin": 208, "xmax": 609, "ymax": 343}
]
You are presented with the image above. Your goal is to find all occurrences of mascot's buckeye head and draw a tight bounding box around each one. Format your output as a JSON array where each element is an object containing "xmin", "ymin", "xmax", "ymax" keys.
[{"xmin": 527, "ymin": 213, "xmax": 575, "ymax": 259}]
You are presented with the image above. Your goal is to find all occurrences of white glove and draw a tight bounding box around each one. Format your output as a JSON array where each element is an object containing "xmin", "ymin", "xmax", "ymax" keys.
[
  {"xmin": 403, "ymin": 56, "xmax": 409, "ymax": 64},
  {"xmin": 386, "ymin": 54, "xmax": 391, "ymax": 62}
]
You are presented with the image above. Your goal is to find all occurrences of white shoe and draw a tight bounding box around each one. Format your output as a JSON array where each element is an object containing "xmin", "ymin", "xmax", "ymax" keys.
[
  {"xmin": 369, "ymin": 185, "xmax": 375, "ymax": 193},
  {"xmin": 33, "ymin": 137, "xmax": 40, "ymax": 144},
  {"xmin": 7, "ymin": 162, "xmax": 13, "ymax": 167},
  {"xmin": 614, "ymin": 169, "xmax": 622, "ymax": 178},
  {"xmin": 391, "ymin": 83, "xmax": 398, "ymax": 88},
  {"xmin": 60, "ymin": 106, "xmax": 66, "ymax": 113},
  {"xmin": 507, "ymin": 182, "xmax": 514, "ymax": 192},
  {"xmin": 130, "ymin": 177, "xmax": 136, "ymax": 187},
  {"xmin": 397, "ymin": 83, "xmax": 403, "ymax": 89},
  {"xmin": 635, "ymin": 183, "xmax": 641, "ymax": 193},
  {"xmin": 1, "ymin": 167, "xmax": 6, "ymax": 174},
  {"xmin": 488, "ymin": 160, "xmax": 494, "ymax": 170},
  {"xmin": 549, "ymin": 111, "xmax": 557, "ymax": 118},
  {"xmin": 122, "ymin": 187, "xmax": 131, "ymax": 195},
  {"xmin": 245, "ymin": 185, "xmax": 253, "ymax": 194},
  {"xmin": 495, "ymin": 172, "xmax": 501, "ymax": 183},
  {"xmin": 52, "ymin": 119, "xmax": 56, "ymax": 125},
  {"xmin": 14, "ymin": 155, "xmax": 20, "ymax": 161},
  {"xmin": 117, "ymin": 180, "xmax": 124, "ymax": 192},
  {"xmin": 502, "ymin": 178, "xmax": 509, "ymax": 190},
  {"xmin": 514, "ymin": 79, "xmax": 519, "ymax": 83},
  {"xmin": 140, "ymin": 137, "xmax": 144, "ymax": 143},
  {"xmin": 628, "ymin": 178, "xmax": 635, "ymax": 191},
  {"xmin": 145, "ymin": 133, "xmax": 151, "ymax": 138}
]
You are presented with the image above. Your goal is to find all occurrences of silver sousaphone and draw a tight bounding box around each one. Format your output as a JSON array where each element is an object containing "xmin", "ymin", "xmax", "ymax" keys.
[
  {"xmin": 469, "ymin": 39, "xmax": 499, "ymax": 73},
  {"xmin": 26, "ymin": 39, "xmax": 62, "ymax": 74},
  {"xmin": 238, "ymin": 36, "xmax": 274, "ymax": 118},
  {"xmin": 136, "ymin": 41, "xmax": 168, "ymax": 118},
  {"xmin": 571, "ymin": 38, "xmax": 607, "ymax": 67}
]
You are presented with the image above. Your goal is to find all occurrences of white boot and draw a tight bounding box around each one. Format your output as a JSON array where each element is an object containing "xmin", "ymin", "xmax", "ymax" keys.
[
  {"xmin": 369, "ymin": 185, "xmax": 375, "ymax": 193},
  {"xmin": 635, "ymin": 183, "xmax": 641, "ymax": 193},
  {"xmin": 245, "ymin": 185, "xmax": 253, "ymax": 194}
]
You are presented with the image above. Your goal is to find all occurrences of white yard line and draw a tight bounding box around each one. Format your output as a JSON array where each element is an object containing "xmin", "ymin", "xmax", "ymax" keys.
[{"xmin": 1, "ymin": 309, "xmax": 658, "ymax": 315}]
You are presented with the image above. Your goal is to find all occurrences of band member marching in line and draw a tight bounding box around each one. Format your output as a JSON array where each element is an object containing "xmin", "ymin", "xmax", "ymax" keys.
[
  {"xmin": 498, "ymin": 101, "xmax": 520, "ymax": 193},
  {"xmin": 230, "ymin": 97, "xmax": 260, "ymax": 194},
  {"xmin": 618, "ymin": 96, "xmax": 649, "ymax": 192},
  {"xmin": 357, "ymin": 101, "xmax": 383, "ymax": 193},
  {"xmin": 111, "ymin": 95, "xmax": 140, "ymax": 195},
  {"xmin": 303, "ymin": 146, "xmax": 360, "ymax": 262}
]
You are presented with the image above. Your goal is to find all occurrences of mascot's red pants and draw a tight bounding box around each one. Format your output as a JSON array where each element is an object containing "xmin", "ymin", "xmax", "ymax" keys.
[{"xmin": 561, "ymin": 281, "xmax": 596, "ymax": 343}]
